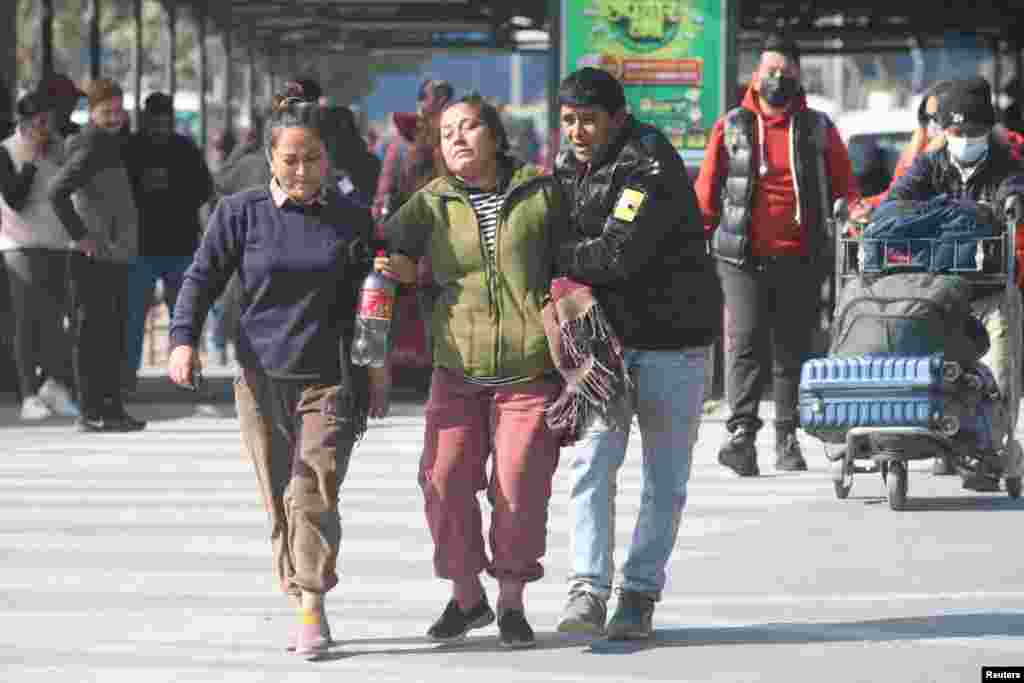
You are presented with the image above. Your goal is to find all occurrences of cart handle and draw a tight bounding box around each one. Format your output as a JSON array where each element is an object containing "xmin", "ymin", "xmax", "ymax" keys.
[
  {"xmin": 833, "ymin": 198, "xmax": 849, "ymax": 224},
  {"xmin": 1005, "ymin": 194, "xmax": 1024, "ymax": 224}
]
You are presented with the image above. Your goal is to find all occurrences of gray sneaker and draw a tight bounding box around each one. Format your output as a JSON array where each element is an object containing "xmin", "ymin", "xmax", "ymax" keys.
[
  {"xmin": 605, "ymin": 590, "xmax": 655, "ymax": 640},
  {"xmin": 556, "ymin": 590, "xmax": 607, "ymax": 635}
]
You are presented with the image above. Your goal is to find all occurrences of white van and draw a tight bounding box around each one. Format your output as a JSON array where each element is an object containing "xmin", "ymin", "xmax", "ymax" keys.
[{"xmin": 836, "ymin": 108, "xmax": 918, "ymax": 196}]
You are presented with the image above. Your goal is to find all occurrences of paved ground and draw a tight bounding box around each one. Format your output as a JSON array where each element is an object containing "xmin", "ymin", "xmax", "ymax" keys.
[{"xmin": 1, "ymin": 391, "xmax": 1022, "ymax": 682}]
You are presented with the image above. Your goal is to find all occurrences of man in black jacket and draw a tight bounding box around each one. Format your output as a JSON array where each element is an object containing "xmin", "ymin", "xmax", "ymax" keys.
[
  {"xmin": 888, "ymin": 76, "xmax": 1024, "ymax": 487},
  {"xmin": 552, "ymin": 67, "xmax": 721, "ymax": 640},
  {"xmin": 889, "ymin": 77, "xmax": 1024, "ymax": 206},
  {"xmin": 124, "ymin": 93, "xmax": 214, "ymax": 390}
]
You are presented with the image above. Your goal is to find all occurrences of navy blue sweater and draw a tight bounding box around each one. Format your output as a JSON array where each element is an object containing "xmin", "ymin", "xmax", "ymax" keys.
[{"xmin": 169, "ymin": 187, "xmax": 373, "ymax": 380}]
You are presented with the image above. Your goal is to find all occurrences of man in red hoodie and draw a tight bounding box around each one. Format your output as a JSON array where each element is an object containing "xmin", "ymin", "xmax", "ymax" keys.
[{"xmin": 696, "ymin": 33, "xmax": 859, "ymax": 476}]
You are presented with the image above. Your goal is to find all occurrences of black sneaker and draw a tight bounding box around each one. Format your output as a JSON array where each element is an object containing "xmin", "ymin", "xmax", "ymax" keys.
[
  {"xmin": 426, "ymin": 597, "xmax": 495, "ymax": 643},
  {"xmin": 718, "ymin": 428, "xmax": 759, "ymax": 476},
  {"xmin": 104, "ymin": 411, "xmax": 147, "ymax": 432},
  {"xmin": 606, "ymin": 590, "xmax": 655, "ymax": 640},
  {"xmin": 962, "ymin": 472, "xmax": 1001, "ymax": 492},
  {"xmin": 76, "ymin": 415, "xmax": 108, "ymax": 433},
  {"xmin": 775, "ymin": 432, "xmax": 808, "ymax": 472},
  {"xmin": 962, "ymin": 453, "xmax": 1002, "ymax": 492},
  {"xmin": 497, "ymin": 608, "xmax": 536, "ymax": 649}
]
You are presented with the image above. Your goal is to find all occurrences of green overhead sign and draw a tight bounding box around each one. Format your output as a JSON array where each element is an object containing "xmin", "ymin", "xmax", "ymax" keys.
[{"xmin": 560, "ymin": 0, "xmax": 733, "ymax": 162}]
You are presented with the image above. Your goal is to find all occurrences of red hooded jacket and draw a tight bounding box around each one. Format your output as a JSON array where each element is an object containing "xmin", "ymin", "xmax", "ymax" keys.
[{"xmin": 696, "ymin": 87, "xmax": 859, "ymax": 256}]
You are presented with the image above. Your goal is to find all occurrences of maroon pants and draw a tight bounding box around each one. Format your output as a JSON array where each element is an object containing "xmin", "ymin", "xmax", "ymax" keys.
[{"xmin": 420, "ymin": 368, "xmax": 561, "ymax": 584}]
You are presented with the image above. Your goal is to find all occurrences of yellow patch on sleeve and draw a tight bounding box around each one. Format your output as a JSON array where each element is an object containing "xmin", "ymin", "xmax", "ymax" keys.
[{"xmin": 613, "ymin": 188, "xmax": 646, "ymax": 222}]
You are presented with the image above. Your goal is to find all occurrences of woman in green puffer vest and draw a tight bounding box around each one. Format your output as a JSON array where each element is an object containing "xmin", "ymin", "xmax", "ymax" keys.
[{"xmin": 379, "ymin": 94, "xmax": 568, "ymax": 649}]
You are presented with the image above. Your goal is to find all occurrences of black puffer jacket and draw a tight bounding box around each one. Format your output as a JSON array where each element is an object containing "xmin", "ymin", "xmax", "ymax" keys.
[
  {"xmin": 554, "ymin": 116, "xmax": 721, "ymax": 350},
  {"xmin": 887, "ymin": 138, "xmax": 1024, "ymax": 210},
  {"xmin": 887, "ymin": 138, "xmax": 1024, "ymax": 298}
]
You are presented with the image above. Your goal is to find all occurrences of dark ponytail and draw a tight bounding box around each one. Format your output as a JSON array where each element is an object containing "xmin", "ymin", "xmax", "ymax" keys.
[{"xmin": 264, "ymin": 94, "xmax": 325, "ymax": 158}]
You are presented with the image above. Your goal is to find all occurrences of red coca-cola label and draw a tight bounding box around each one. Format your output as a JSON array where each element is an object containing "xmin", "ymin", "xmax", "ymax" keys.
[{"xmin": 358, "ymin": 289, "xmax": 395, "ymax": 321}]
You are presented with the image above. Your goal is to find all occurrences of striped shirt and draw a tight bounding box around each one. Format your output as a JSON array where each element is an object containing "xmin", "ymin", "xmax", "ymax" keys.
[
  {"xmin": 467, "ymin": 188, "xmax": 504, "ymax": 263},
  {"xmin": 462, "ymin": 186, "xmax": 533, "ymax": 386}
]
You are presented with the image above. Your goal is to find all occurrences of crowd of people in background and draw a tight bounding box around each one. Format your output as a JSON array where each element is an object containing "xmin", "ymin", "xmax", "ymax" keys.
[{"xmin": 0, "ymin": 69, "xmax": 385, "ymax": 430}]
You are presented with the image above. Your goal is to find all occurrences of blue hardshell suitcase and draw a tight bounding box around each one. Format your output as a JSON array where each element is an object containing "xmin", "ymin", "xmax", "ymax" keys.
[{"xmin": 799, "ymin": 354, "xmax": 945, "ymax": 443}]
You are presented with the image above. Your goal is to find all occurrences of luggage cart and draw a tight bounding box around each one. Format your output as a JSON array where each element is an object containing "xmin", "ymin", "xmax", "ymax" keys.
[{"xmin": 802, "ymin": 197, "xmax": 1023, "ymax": 509}]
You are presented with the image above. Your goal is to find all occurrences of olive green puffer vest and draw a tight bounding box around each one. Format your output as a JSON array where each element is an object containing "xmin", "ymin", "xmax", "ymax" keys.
[{"xmin": 401, "ymin": 165, "xmax": 566, "ymax": 379}]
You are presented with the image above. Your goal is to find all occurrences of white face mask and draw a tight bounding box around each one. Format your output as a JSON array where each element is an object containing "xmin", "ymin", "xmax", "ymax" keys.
[{"xmin": 946, "ymin": 133, "xmax": 989, "ymax": 164}]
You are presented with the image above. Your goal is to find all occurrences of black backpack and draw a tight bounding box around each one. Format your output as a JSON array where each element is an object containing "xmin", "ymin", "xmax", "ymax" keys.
[{"xmin": 829, "ymin": 272, "xmax": 986, "ymax": 361}]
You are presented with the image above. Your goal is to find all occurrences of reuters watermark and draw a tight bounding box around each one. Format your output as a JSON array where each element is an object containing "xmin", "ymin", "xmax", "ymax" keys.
[{"xmin": 983, "ymin": 667, "xmax": 1024, "ymax": 681}]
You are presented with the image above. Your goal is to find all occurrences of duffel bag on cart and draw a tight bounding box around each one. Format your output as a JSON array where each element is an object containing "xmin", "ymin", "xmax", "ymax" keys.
[
  {"xmin": 829, "ymin": 271, "xmax": 988, "ymax": 362},
  {"xmin": 860, "ymin": 196, "xmax": 998, "ymax": 273}
]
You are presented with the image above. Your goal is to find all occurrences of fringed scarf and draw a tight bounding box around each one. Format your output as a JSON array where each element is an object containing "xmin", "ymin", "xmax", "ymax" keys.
[{"xmin": 543, "ymin": 277, "xmax": 632, "ymax": 445}]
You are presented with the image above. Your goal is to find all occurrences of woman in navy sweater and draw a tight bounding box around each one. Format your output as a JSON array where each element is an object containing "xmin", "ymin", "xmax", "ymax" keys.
[{"xmin": 168, "ymin": 94, "xmax": 388, "ymax": 658}]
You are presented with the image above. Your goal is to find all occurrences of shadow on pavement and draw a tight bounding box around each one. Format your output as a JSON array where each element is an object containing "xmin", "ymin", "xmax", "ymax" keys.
[
  {"xmin": 0, "ymin": 400, "xmax": 231, "ymax": 427},
  {"xmin": 898, "ymin": 495, "xmax": 1024, "ymax": 511},
  {"xmin": 852, "ymin": 495, "xmax": 1024, "ymax": 511},
  {"xmin": 584, "ymin": 611, "xmax": 1024, "ymax": 654},
  {"xmin": 306, "ymin": 611, "xmax": 1023, "ymax": 660},
  {"xmin": 316, "ymin": 631, "xmax": 593, "ymax": 660},
  {"xmin": 0, "ymin": 392, "xmax": 425, "ymax": 427}
]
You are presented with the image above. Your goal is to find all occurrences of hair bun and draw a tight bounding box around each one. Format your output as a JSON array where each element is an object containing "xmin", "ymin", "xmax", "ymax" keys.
[{"xmin": 270, "ymin": 94, "xmax": 288, "ymax": 113}]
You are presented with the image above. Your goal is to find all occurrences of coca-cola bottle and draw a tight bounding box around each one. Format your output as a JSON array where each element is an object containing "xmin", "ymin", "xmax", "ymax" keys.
[{"xmin": 351, "ymin": 250, "xmax": 399, "ymax": 367}]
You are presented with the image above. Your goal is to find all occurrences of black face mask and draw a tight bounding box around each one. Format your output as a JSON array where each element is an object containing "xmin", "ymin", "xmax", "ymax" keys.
[{"xmin": 759, "ymin": 74, "xmax": 799, "ymax": 107}]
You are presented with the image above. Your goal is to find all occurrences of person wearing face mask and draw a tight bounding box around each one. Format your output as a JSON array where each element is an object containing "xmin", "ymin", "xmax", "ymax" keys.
[
  {"xmin": 122, "ymin": 93, "xmax": 214, "ymax": 391},
  {"xmin": 48, "ymin": 78, "xmax": 145, "ymax": 433},
  {"xmin": 886, "ymin": 76, "xmax": 1024, "ymax": 486},
  {"xmin": 40, "ymin": 74, "xmax": 84, "ymax": 140},
  {"xmin": 696, "ymin": 33, "xmax": 860, "ymax": 477},
  {"xmin": 858, "ymin": 81, "xmax": 953, "ymax": 210}
]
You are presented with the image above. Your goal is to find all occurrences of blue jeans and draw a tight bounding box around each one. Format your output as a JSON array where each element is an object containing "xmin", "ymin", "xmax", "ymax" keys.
[
  {"xmin": 125, "ymin": 255, "xmax": 193, "ymax": 374},
  {"xmin": 567, "ymin": 347, "xmax": 708, "ymax": 601}
]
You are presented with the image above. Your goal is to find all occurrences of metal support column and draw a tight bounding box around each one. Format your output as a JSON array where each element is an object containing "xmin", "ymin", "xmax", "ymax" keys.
[
  {"xmin": 40, "ymin": 0, "xmax": 55, "ymax": 80},
  {"xmin": 223, "ymin": 28, "xmax": 235, "ymax": 143},
  {"xmin": 546, "ymin": 0, "xmax": 561, "ymax": 171},
  {"xmin": 0, "ymin": 0, "xmax": 15, "ymax": 136},
  {"xmin": 268, "ymin": 46, "xmax": 279, "ymax": 96},
  {"xmin": 197, "ymin": 4, "xmax": 207, "ymax": 149},
  {"xmin": 1017, "ymin": 37, "xmax": 1024, "ymax": 96},
  {"xmin": 87, "ymin": 0, "xmax": 101, "ymax": 79},
  {"xmin": 133, "ymin": 0, "xmax": 143, "ymax": 127},
  {"xmin": 510, "ymin": 52, "xmax": 523, "ymax": 106},
  {"xmin": 993, "ymin": 37, "xmax": 1003, "ymax": 120},
  {"xmin": 165, "ymin": 0, "xmax": 177, "ymax": 98},
  {"xmin": 246, "ymin": 47, "xmax": 256, "ymax": 131}
]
